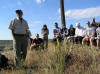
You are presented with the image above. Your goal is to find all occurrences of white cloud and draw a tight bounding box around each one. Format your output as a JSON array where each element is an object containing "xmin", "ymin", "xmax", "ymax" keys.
[
  {"xmin": 35, "ymin": 0, "xmax": 46, "ymax": 4},
  {"xmin": 65, "ymin": 6, "xmax": 100, "ymax": 19}
]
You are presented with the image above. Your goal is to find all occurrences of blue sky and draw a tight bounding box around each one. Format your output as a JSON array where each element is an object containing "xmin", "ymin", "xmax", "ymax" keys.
[{"xmin": 0, "ymin": 0, "xmax": 100, "ymax": 40}]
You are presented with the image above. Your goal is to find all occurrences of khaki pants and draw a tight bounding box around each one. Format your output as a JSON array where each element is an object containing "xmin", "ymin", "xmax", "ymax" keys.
[{"xmin": 13, "ymin": 36, "xmax": 28, "ymax": 66}]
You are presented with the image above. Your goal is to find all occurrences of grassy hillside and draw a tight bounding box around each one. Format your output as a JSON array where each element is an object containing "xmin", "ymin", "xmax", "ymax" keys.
[{"xmin": 0, "ymin": 41, "xmax": 100, "ymax": 74}]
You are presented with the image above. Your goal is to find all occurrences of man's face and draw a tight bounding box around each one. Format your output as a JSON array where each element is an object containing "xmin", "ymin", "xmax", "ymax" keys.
[
  {"xmin": 70, "ymin": 26, "xmax": 73, "ymax": 29},
  {"xmin": 55, "ymin": 24, "xmax": 58, "ymax": 28},
  {"xmin": 86, "ymin": 23, "xmax": 90, "ymax": 27},
  {"xmin": 44, "ymin": 26, "xmax": 46, "ymax": 29},
  {"xmin": 35, "ymin": 34, "xmax": 39, "ymax": 39},
  {"xmin": 16, "ymin": 13, "xmax": 23, "ymax": 19},
  {"xmin": 92, "ymin": 18, "xmax": 95, "ymax": 22},
  {"xmin": 77, "ymin": 25, "xmax": 80, "ymax": 28},
  {"xmin": 62, "ymin": 25, "xmax": 66, "ymax": 29}
]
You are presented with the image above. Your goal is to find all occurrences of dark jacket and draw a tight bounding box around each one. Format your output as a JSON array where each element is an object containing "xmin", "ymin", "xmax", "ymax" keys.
[{"xmin": 68, "ymin": 28, "xmax": 75, "ymax": 36}]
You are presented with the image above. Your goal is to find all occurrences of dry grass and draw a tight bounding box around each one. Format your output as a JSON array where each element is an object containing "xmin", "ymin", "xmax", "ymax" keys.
[{"xmin": 1, "ymin": 41, "xmax": 100, "ymax": 74}]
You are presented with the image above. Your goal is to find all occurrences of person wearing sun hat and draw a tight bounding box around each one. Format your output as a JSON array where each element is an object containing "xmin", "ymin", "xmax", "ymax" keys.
[{"xmin": 82, "ymin": 21, "xmax": 96, "ymax": 46}]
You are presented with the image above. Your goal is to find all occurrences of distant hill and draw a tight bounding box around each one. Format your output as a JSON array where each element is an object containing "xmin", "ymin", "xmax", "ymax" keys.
[
  {"xmin": 0, "ymin": 39, "xmax": 53, "ymax": 51},
  {"xmin": 0, "ymin": 40, "xmax": 13, "ymax": 51}
]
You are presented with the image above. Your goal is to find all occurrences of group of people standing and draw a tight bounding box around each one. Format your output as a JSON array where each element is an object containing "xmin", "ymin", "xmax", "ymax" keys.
[{"xmin": 8, "ymin": 9, "xmax": 100, "ymax": 68}]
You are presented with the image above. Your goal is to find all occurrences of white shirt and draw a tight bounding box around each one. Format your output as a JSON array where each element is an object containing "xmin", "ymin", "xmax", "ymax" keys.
[
  {"xmin": 96, "ymin": 27, "xmax": 100, "ymax": 39},
  {"xmin": 75, "ymin": 27, "xmax": 85, "ymax": 37},
  {"xmin": 85, "ymin": 27, "xmax": 95, "ymax": 37},
  {"xmin": 9, "ymin": 18, "xmax": 29, "ymax": 34}
]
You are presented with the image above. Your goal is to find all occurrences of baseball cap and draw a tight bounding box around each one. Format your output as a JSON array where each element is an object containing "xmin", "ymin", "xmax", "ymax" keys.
[{"xmin": 76, "ymin": 23, "xmax": 80, "ymax": 27}]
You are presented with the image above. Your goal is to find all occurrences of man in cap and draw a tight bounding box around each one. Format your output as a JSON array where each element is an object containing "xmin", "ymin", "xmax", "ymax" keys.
[
  {"xmin": 9, "ymin": 9, "xmax": 29, "ymax": 67},
  {"xmin": 74, "ymin": 23, "xmax": 85, "ymax": 44},
  {"xmin": 67, "ymin": 25, "xmax": 75, "ymax": 43},
  {"xmin": 68, "ymin": 25, "xmax": 75, "ymax": 36},
  {"xmin": 82, "ymin": 21, "xmax": 96, "ymax": 46}
]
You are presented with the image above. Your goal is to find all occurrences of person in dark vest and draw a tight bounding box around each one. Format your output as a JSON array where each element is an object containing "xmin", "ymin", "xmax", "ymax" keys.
[
  {"xmin": 67, "ymin": 25, "xmax": 75, "ymax": 42},
  {"xmin": 30, "ymin": 34, "xmax": 44, "ymax": 50},
  {"xmin": 9, "ymin": 10, "xmax": 29, "ymax": 68},
  {"xmin": 68, "ymin": 25, "xmax": 75, "ymax": 36}
]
